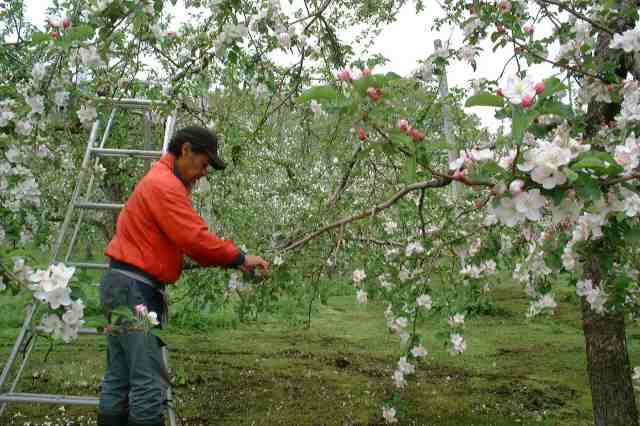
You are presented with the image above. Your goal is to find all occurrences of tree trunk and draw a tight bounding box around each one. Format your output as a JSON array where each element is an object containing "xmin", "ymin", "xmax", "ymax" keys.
[
  {"xmin": 580, "ymin": 2, "xmax": 639, "ymax": 423},
  {"xmin": 581, "ymin": 254, "xmax": 638, "ymax": 425}
]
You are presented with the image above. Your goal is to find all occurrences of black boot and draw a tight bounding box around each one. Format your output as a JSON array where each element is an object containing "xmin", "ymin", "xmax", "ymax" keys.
[
  {"xmin": 127, "ymin": 417, "xmax": 165, "ymax": 426},
  {"xmin": 97, "ymin": 412, "xmax": 128, "ymax": 426}
]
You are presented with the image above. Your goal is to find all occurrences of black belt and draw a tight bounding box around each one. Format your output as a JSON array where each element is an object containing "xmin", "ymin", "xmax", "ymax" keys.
[
  {"xmin": 108, "ymin": 259, "xmax": 164, "ymax": 289},
  {"xmin": 108, "ymin": 259, "xmax": 169, "ymax": 325}
]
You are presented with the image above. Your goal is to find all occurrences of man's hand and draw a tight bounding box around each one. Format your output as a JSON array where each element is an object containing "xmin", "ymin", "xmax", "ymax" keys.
[{"xmin": 239, "ymin": 255, "xmax": 270, "ymax": 274}]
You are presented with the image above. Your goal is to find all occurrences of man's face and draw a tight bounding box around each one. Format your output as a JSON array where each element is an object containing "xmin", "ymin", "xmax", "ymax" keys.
[{"xmin": 177, "ymin": 143, "xmax": 210, "ymax": 184}]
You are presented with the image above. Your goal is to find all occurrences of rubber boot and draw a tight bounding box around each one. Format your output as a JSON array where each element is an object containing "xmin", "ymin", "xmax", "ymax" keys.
[
  {"xmin": 97, "ymin": 412, "xmax": 128, "ymax": 426},
  {"xmin": 127, "ymin": 417, "xmax": 165, "ymax": 426}
]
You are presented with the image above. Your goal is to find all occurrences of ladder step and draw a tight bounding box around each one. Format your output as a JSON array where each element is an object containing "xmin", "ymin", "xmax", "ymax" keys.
[
  {"xmin": 94, "ymin": 97, "xmax": 167, "ymax": 109},
  {"xmin": 91, "ymin": 148, "xmax": 163, "ymax": 158},
  {"xmin": 0, "ymin": 392, "xmax": 98, "ymax": 406},
  {"xmin": 35, "ymin": 326, "xmax": 99, "ymax": 335},
  {"xmin": 74, "ymin": 201, "xmax": 124, "ymax": 210},
  {"xmin": 65, "ymin": 262, "xmax": 109, "ymax": 269}
]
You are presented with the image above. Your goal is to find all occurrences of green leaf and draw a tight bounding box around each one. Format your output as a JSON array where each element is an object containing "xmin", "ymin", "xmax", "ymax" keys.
[
  {"xmin": 31, "ymin": 32, "xmax": 51, "ymax": 44},
  {"xmin": 465, "ymin": 92, "xmax": 504, "ymax": 108},
  {"xmin": 544, "ymin": 188, "xmax": 567, "ymax": 206},
  {"xmin": 574, "ymin": 173, "xmax": 602, "ymax": 201},
  {"xmin": 512, "ymin": 107, "xmax": 537, "ymax": 145},
  {"xmin": 539, "ymin": 77, "xmax": 566, "ymax": 100},
  {"xmin": 537, "ymin": 100, "xmax": 573, "ymax": 118},
  {"xmin": 565, "ymin": 168, "xmax": 578, "ymax": 183},
  {"xmin": 297, "ymin": 86, "xmax": 339, "ymax": 103},
  {"xmin": 65, "ymin": 24, "xmax": 95, "ymax": 42},
  {"xmin": 404, "ymin": 155, "xmax": 417, "ymax": 183},
  {"xmin": 571, "ymin": 152, "xmax": 624, "ymax": 176},
  {"xmin": 389, "ymin": 131, "xmax": 412, "ymax": 147}
]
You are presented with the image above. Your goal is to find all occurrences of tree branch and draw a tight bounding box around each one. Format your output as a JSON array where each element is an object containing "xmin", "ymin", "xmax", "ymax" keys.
[{"xmin": 282, "ymin": 178, "xmax": 450, "ymax": 251}]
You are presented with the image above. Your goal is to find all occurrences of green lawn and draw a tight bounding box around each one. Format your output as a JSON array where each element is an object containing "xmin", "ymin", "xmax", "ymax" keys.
[{"xmin": 1, "ymin": 280, "xmax": 638, "ymax": 425}]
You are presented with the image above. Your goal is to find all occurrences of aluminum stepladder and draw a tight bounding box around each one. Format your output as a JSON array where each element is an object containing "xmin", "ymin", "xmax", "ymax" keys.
[{"xmin": 0, "ymin": 97, "xmax": 178, "ymax": 426}]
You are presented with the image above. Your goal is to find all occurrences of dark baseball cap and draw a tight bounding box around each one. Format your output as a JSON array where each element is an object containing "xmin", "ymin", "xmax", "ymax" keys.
[{"xmin": 174, "ymin": 126, "xmax": 227, "ymax": 170}]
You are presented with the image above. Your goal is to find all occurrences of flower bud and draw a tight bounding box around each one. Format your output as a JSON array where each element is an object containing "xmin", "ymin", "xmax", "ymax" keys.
[
  {"xmin": 397, "ymin": 119, "xmax": 409, "ymax": 133},
  {"xmin": 361, "ymin": 68, "xmax": 372, "ymax": 77},
  {"xmin": 337, "ymin": 68, "xmax": 353, "ymax": 82},
  {"xmin": 358, "ymin": 127, "xmax": 367, "ymax": 141},
  {"xmin": 62, "ymin": 18, "xmax": 71, "ymax": 29},
  {"xmin": 367, "ymin": 87, "xmax": 382, "ymax": 102},
  {"xmin": 409, "ymin": 127, "xmax": 425, "ymax": 142},
  {"xmin": 523, "ymin": 24, "xmax": 534, "ymax": 34},
  {"xmin": 521, "ymin": 95, "xmax": 534, "ymax": 108},
  {"xmin": 534, "ymin": 82, "xmax": 545, "ymax": 94},
  {"xmin": 509, "ymin": 179, "xmax": 524, "ymax": 194},
  {"xmin": 496, "ymin": 88, "xmax": 504, "ymax": 97},
  {"xmin": 50, "ymin": 31, "xmax": 61, "ymax": 39},
  {"xmin": 452, "ymin": 170, "xmax": 465, "ymax": 181}
]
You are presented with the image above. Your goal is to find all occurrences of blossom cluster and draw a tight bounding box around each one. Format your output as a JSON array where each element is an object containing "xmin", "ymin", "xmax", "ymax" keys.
[
  {"xmin": 460, "ymin": 259, "xmax": 497, "ymax": 279},
  {"xmin": 24, "ymin": 261, "xmax": 85, "ymax": 343},
  {"xmin": 576, "ymin": 279, "xmax": 608, "ymax": 315}
]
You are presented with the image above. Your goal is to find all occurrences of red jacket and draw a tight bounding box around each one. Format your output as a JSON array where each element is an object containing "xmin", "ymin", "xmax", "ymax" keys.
[{"xmin": 105, "ymin": 153, "xmax": 241, "ymax": 284}]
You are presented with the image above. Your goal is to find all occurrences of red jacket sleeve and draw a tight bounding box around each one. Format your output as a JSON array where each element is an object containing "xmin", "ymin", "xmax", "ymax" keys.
[{"xmin": 147, "ymin": 182, "xmax": 240, "ymax": 267}]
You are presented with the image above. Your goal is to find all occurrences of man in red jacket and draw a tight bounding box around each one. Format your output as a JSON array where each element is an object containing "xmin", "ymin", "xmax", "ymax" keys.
[{"xmin": 97, "ymin": 126, "xmax": 269, "ymax": 426}]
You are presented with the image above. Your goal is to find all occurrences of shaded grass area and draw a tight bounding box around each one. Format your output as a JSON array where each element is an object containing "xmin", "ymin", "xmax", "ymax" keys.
[{"xmin": 1, "ymin": 281, "xmax": 638, "ymax": 425}]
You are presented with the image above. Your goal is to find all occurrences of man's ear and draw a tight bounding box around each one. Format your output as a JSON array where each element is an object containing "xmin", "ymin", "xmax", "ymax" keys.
[{"xmin": 181, "ymin": 142, "xmax": 192, "ymax": 157}]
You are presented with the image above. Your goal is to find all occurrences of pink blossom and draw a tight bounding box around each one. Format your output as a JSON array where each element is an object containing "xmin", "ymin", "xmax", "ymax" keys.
[
  {"xmin": 367, "ymin": 87, "xmax": 382, "ymax": 102},
  {"xmin": 397, "ymin": 119, "xmax": 409, "ymax": 133},
  {"xmin": 47, "ymin": 17, "xmax": 61, "ymax": 28},
  {"xmin": 498, "ymin": 0, "xmax": 511, "ymax": 13},
  {"xmin": 409, "ymin": 127, "xmax": 425, "ymax": 142},
  {"xmin": 534, "ymin": 82, "xmax": 545, "ymax": 94},
  {"xmin": 523, "ymin": 24, "xmax": 534, "ymax": 34},
  {"xmin": 521, "ymin": 95, "xmax": 534, "ymax": 108},
  {"xmin": 452, "ymin": 170, "xmax": 465, "ymax": 181},
  {"xmin": 134, "ymin": 304, "xmax": 148, "ymax": 315},
  {"xmin": 337, "ymin": 68, "xmax": 353, "ymax": 82}
]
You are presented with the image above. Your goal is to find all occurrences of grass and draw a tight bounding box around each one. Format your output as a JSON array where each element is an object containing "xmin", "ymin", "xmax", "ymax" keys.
[{"xmin": 0, "ymin": 279, "xmax": 638, "ymax": 425}]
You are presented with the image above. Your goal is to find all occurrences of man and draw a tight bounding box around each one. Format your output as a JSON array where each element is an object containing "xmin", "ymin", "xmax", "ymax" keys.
[{"xmin": 97, "ymin": 126, "xmax": 269, "ymax": 426}]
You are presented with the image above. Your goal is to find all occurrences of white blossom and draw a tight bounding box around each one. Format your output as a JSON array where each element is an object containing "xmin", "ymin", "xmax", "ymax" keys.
[
  {"xmin": 77, "ymin": 105, "xmax": 97, "ymax": 125},
  {"xmin": 397, "ymin": 356, "xmax": 415, "ymax": 375},
  {"xmin": 411, "ymin": 344, "xmax": 428, "ymax": 358},
  {"xmin": 450, "ymin": 333, "xmax": 466, "ymax": 354},
  {"xmin": 352, "ymin": 269, "xmax": 366, "ymax": 284},
  {"xmin": 405, "ymin": 242, "xmax": 424, "ymax": 256},
  {"xmin": 448, "ymin": 313, "xmax": 465, "ymax": 327},
  {"xmin": 501, "ymin": 75, "xmax": 536, "ymax": 105},
  {"xmin": 382, "ymin": 406, "xmax": 398, "ymax": 424},
  {"xmin": 416, "ymin": 294, "xmax": 432, "ymax": 309},
  {"xmin": 610, "ymin": 29, "xmax": 640, "ymax": 52},
  {"xmin": 356, "ymin": 289, "xmax": 368, "ymax": 304}
]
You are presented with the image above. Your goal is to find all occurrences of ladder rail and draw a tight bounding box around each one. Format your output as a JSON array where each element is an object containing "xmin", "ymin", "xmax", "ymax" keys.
[
  {"xmin": 0, "ymin": 333, "xmax": 37, "ymax": 416},
  {"xmin": 0, "ymin": 303, "xmax": 37, "ymax": 391},
  {"xmin": 51, "ymin": 121, "xmax": 100, "ymax": 261},
  {"xmin": 65, "ymin": 108, "xmax": 118, "ymax": 262}
]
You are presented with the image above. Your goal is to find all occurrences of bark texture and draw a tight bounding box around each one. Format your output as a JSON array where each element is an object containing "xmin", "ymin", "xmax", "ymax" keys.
[
  {"xmin": 580, "ymin": 2, "xmax": 639, "ymax": 423},
  {"xmin": 581, "ymin": 254, "xmax": 638, "ymax": 426}
]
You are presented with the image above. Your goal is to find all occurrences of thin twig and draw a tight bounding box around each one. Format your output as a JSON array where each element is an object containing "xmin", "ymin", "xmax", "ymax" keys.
[{"xmin": 282, "ymin": 178, "xmax": 451, "ymax": 251}]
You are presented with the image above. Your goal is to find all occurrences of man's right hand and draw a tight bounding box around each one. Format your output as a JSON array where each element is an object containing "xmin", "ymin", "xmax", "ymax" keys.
[{"xmin": 240, "ymin": 255, "xmax": 270, "ymax": 274}]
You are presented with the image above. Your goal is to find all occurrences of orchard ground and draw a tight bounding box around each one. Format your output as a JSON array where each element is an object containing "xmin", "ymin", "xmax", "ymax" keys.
[{"xmin": 2, "ymin": 275, "xmax": 638, "ymax": 426}]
